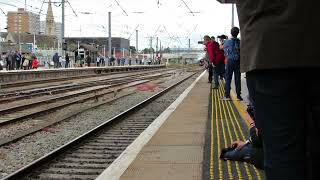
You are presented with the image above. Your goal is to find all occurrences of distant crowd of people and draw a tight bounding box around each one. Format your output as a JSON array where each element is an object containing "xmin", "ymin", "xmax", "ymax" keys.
[
  {"xmin": 0, "ymin": 51, "xmax": 160, "ymax": 70},
  {"xmin": 0, "ymin": 51, "xmax": 39, "ymax": 70},
  {"xmin": 72, "ymin": 53, "xmax": 157, "ymax": 68}
]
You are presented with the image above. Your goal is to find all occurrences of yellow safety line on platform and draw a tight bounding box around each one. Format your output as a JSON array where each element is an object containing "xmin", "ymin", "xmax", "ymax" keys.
[
  {"xmin": 218, "ymin": 84, "xmax": 252, "ymax": 179},
  {"xmin": 217, "ymin": 89, "xmax": 234, "ymax": 179},
  {"xmin": 230, "ymin": 91, "xmax": 252, "ymax": 128},
  {"xmin": 218, "ymin": 87, "xmax": 243, "ymax": 179},
  {"xmin": 215, "ymin": 90, "xmax": 223, "ymax": 179},
  {"xmin": 227, "ymin": 100, "xmax": 262, "ymax": 180},
  {"xmin": 223, "ymin": 96, "xmax": 252, "ymax": 179},
  {"xmin": 210, "ymin": 89, "xmax": 215, "ymax": 180},
  {"xmin": 228, "ymin": 89, "xmax": 262, "ymax": 180},
  {"xmin": 214, "ymin": 92, "xmax": 223, "ymax": 180}
]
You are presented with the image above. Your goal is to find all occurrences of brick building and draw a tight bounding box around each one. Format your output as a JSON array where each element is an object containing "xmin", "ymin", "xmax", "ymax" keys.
[{"xmin": 7, "ymin": 8, "xmax": 40, "ymax": 34}]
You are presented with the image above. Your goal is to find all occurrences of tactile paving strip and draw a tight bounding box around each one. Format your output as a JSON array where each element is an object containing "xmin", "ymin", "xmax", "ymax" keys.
[{"xmin": 210, "ymin": 83, "xmax": 264, "ymax": 180}]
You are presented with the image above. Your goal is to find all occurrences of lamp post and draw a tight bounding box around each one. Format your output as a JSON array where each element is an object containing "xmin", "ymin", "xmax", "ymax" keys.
[
  {"xmin": 103, "ymin": 45, "xmax": 106, "ymax": 57},
  {"xmin": 19, "ymin": 31, "xmax": 21, "ymax": 53},
  {"xmin": 231, "ymin": 3, "xmax": 235, "ymax": 28},
  {"xmin": 26, "ymin": 32, "xmax": 41, "ymax": 53}
]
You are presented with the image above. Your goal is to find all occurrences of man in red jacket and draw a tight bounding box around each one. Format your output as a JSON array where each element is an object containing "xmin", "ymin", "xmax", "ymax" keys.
[{"xmin": 204, "ymin": 35, "xmax": 224, "ymax": 88}]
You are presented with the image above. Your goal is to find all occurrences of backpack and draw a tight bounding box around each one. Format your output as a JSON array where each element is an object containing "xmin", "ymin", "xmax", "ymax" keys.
[{"xmin": 224, "ymin": 38, "xmax": 240, "ymax": 62}]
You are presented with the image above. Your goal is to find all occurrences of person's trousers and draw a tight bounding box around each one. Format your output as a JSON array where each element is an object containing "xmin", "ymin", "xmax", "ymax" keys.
[
  {"xmin": 16, "ymin": 60, "xmax": 20, "ymax": 70},
  {"xmin": 213, "ymin": 62, "xmax": 224, "ymax": 86},
  {"xmin": 246, "ymin": 69, "xmax": 320, "ymax": 180},
  {"xmin": 224, "ymin": 144, "xmax": 251, "ymax": 161},
  {"xmin": 54, "ymin": 61, "xmax": 58, "ymax": 68},
  {"xmin": 208, "ymin": 64, "xmax": 213, "ymax": 83},
  {"xmin": 6, "ymin": 61, "xmax": 11, "ymax": 70},
  {"xmin": 65, "ymin": 61, "xmax": 70, "ymax": 68},
  {"xmin": 225, "ymin": 61, "xmax": 241, "ymax": 97}
]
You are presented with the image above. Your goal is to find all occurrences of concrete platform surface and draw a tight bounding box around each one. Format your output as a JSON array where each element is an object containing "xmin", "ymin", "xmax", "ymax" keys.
[
  {"xmin": 119, "ymin": 72, "xmax": 209, "ymax": 180},
  {"xmin": 95, "ymin": 71, "xmax": 209, "ymax": 180}
]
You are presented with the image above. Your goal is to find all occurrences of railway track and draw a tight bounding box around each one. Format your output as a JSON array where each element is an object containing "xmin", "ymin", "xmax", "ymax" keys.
[
  {"xmin": 1, "ymin": 72, "xmax": 198, "ymax": 180},
  {"xmin": 0, "ymin": 69, "xmax": 175, "ymax": 103},
  {"xmin": 0, "ymin": 70, "xmax": 180, "ymax": 126},
  {"xmin": 0, "ymin": 65, "xmax": 165, "ymax": 89}
]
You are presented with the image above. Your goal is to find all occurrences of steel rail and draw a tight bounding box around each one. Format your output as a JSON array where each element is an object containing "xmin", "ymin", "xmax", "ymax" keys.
[{"xmin": 1, "ymin": 72, "xmax": 197, "ymax": 180}]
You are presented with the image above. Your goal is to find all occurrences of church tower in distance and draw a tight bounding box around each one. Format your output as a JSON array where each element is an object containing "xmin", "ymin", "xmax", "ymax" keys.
[{"xmin": 45, "ymin": 0, "xmax": 56, "ymax": 36}]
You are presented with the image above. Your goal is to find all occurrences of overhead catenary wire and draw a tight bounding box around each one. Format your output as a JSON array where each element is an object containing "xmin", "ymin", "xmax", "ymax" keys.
[
  {"xmin": 0, "ymin": 2, "xmax": 17, "ymax": 7},
  {"xmin": 66, "ymin": 0, "xmax": 78, "ymax": 17},
  {"xmin": 114, "ymin": 0, "xmax": 128, "ymax": 16},
  {"xmin": 38, "ymin": 0, "xmax": 45, "ymax": 16},
  {"xmin": 0, "ymin": 7, "xmax": 7, "ymax": 15},
  {"xmin": 180, "ymin": 0, "xmax": 195, "ymax": 16},
  {"xmin": 127, "ymin": 24, "xmax": 139, "ymax": 40}
]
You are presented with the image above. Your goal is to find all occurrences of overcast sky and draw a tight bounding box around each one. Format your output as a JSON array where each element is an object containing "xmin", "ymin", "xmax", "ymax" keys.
[{"xmin": 0, "ymin": 0, "xmax": 239, "ymax": 49}]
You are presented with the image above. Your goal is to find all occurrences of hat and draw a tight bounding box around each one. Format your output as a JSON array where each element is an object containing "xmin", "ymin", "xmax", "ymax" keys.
[{"xmin": 217, "ymin": 35, "xmax": 227, "ymax": 39}]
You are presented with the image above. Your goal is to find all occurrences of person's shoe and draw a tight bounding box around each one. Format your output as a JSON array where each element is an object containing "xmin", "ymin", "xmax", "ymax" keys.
[
  {"xmin": 220, "ymin": 147, "xmax": 235, "ymax": 159},
  {"xmin": 221, "ymin": 96, "xmax": 231, "ymax": 101},
  {"xmin": 237, "ymin": 96, "xmax": 243, "ymax": 101}
]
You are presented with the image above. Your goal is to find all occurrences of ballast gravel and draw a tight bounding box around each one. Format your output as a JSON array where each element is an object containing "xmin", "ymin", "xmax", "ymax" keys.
[{"xmin": 0, "ymin": 71, "xmax": 199, "ymax": 178}]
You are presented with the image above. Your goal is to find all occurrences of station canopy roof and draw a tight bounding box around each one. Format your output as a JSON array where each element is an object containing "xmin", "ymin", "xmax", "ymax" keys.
[{"xmin": 216, "ymin": 0, "xmax": 235, "ymax": 3}]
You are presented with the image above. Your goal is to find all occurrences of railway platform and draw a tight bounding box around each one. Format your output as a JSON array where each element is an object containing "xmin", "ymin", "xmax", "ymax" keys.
[
  {"xmin": 96, "ymin": 71, "xmax": 264, "ymax": 180},
  {"xmin": 0, "ymin": 65, "xmax": 165, "ymax": 84}
]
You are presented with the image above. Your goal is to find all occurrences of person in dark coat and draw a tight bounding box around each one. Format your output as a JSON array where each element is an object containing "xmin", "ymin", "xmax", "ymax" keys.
[
  {"xmin": 86, "ymin": 54, "xmax": 91, "ymax": 67},
  {"xmin": 14, "ymin": 51, "xmax": 21, "ymax": 70},
  {"xmin": 236, "ymin": 1, "xmax": 320, "ymax": 179},
  {"xmin": 6, "ymin": 51, "xmax": 13, "ymax": 70},
  {"xmin": 65, "ymin": 53, "xmax": 70, "ymax": 68},
  {"xmin": 52, "ymin": 53, "xmax": 59, "ymax": 68}
]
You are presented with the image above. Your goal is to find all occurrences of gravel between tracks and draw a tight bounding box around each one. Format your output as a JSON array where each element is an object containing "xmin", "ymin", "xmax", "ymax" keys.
[{"xmin": 0, "ymin": 70, "xmax": 200, "ymax": 178}]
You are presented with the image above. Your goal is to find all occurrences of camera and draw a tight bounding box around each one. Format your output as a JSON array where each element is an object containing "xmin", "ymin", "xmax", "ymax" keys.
[{"xmin": 198, "ymin": 41, "xmax": 204, "ymax": 44}]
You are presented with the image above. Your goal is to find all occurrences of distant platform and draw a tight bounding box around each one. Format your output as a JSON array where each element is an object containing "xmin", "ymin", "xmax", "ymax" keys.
[{"xmin": 0, "ymin": 65, "xmax": 166, "ymax": 84}]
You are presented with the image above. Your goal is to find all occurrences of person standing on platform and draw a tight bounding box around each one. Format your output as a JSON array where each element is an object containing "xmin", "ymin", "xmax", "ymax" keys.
[
  {"xmin": 117, "ymin": 57, "xmax": 120, "ymax": 66},
  {"xmin": 86, "ymin": 54, "xmax": 91, "ymax": 67},
  {"xmin": 29, "ymin": 53, "xmax": 36, "ymax": 70},
  {"xmin": 52, "ymin": 53, "xmax": 59, "ymax": 69},
  {"xmin": 203, "ymin": 35, "xmax": 223, "ymax": 87},
  {"xmin": 23, "ymin": 53, "xmax": 31, "ymax": 70},
  {"xmin": 218, "ymin": 35, "xmax": 228, "ymax": 80},
  {"xmin": 96, "ymin": 55, "xmax": 101, "ymax": 67},
  {"xmin": 212, "ymin": 35, "xmax": 226, "ymax": 83},
  {"xmin": 109, "ymin": 56, "xmax": 115, "ymax": 66},
  {"xmin": 100, "ymin": 56, "xmax": 105, "ymax": 66},
  {"xmin": 203, "ymin": 36, "xmax": 214, "ymax": 83},
  {"xmin": 59, "ymin": 56, "xmax": 65, "ymax": 68},
  {"xmin": 223, "ymin": 27, "xmax": 242, "ymax": 101},
  {"xmin": 65, "ymin": 53, "xmax": 70, "ymax": 68},
  {"xmin": 236, "ymin": 1, "xmax": 320, "ymax": 179},
  {"xmin": 6, "ymin": 51, "xmax": 13, "ymax": 70},
  {"xmin": 14, "ymin": 51, "xmax": 21, "ymax": 70}
]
